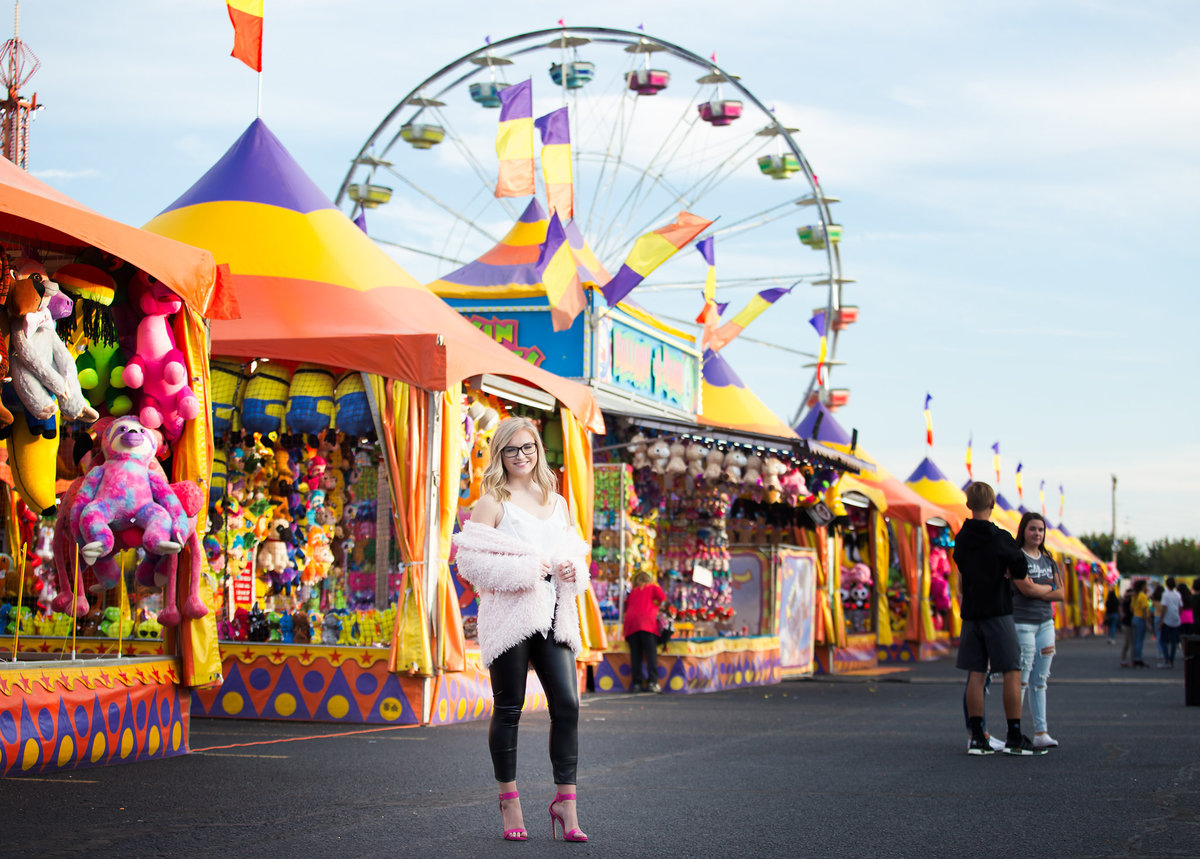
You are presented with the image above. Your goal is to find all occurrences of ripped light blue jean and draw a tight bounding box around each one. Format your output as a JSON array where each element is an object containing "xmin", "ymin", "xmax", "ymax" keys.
[{"xmin": 1016, "ymin": 619, "xmax": 1056, "ymax": 735}]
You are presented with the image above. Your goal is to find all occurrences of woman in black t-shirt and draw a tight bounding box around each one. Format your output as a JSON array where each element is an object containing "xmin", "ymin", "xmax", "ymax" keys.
[{"xmin": 1012, "ymin": 512, "xmax": 1064, "ymax": 750}]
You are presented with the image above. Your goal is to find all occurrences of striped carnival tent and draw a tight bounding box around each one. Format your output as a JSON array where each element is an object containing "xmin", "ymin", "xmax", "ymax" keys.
[
  {"xmin": 143, "ymin": 119, "xmax": 602, "ymax": 431},
  {"xmin": 428, "ymin": 197, "xmax": 610, "ymax": 299},
  {"xmin": 698, "ymin": 349, "xmax": 797, "ymax": 440},
  {"xmin": 905, "ymin": 457, "xmax": 967, "ymax": 531}
]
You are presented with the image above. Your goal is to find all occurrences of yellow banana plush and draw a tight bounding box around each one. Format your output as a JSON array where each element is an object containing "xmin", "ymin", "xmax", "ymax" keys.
[{"xmin": 7, "ymin": 410, "xmax": 60, "ymax": 516}]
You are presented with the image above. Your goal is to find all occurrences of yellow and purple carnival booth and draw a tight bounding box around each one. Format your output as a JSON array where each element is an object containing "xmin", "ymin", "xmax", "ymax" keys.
[
  {"xmin": 428, "ymin": 206, "xmax": 867, "ymax": 692},
  {"xmin": 796, "ymin": 405, "xmax": 963, "ymax": 667},
  {"xmin": 142, "ymin": 120, "xmax": 605, "ymax": 728},
  {"xmin": 0, "ymin": 153, "xmax": 225, "ymax": 776}
]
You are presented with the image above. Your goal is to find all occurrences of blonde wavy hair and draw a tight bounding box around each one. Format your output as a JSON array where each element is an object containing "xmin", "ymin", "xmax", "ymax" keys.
[{"xmin": 479, "ymin": 416, "xmax": 557, "ymax": 504}]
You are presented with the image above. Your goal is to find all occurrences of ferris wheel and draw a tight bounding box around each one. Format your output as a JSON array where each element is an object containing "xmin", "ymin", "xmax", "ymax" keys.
[{"xmin": 335, "ymin": 26, "xmax": 852, "ymax": 423}]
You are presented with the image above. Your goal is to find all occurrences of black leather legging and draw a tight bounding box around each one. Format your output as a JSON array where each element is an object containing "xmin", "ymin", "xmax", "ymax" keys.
[{"xmin": 488, "ymin": 631, "xmax": 579, "ymax": 785}]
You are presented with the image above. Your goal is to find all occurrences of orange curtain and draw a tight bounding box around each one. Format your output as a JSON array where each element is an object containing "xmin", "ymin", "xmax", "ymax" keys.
[
  {"xmin": 376, "ymin": 378, "xmax": 433, "ymax": 676},
  {"xmin": 173, "ymin": 304, "xmax": 222, "ymax": 688},
  {"xmin": 559, "ymin": 406, "xmax": 606, "ymax": 655},
  {"xmin": 434, "ymin": 385, "xmax": 466, "ymax": 672}
]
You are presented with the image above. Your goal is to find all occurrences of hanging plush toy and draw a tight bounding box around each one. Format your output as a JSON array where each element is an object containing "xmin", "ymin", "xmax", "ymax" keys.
[
  {"xmin": 210, "ymin": 358, "xmax": 249, "ymax": 437},
  {"xmin": 333, "ymin": 371, "xmax": 373, "ymax": 438},
  {"xmin": 242, "ymin": 361, "xmax": 291, "ymax": 437},
  {"xmin": 286, "ymin": 362, "xmax": 335, "ymax": 445},
  {"xmin": 68, "ymin": 416, "xmax": 190, "ymax": 591},
  {"xmin": 5, "ymin": 267, "xmax": 99, "ymax": 431},
  {"xmin": 75, "ymin": 341, "xmax": 132, "ymax": 417},
  {"xmin": 52, "ymin": 262, "xmax": 119, "ymax": 347},
  {"xmin": 138, "ymin": 480, "xmax": 209, "ymax": 627},
  {"xmin": 210, "ymin": 447, "xmax": 228, "ymax": 505},
  {"xmin": 121, "ymin": 272, "xmax": 201, "ymax": 442}
]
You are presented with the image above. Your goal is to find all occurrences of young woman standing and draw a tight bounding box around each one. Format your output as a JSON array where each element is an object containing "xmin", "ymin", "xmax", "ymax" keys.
[
  {"xmin": 453, "ymin": 417, "xmax": 591, "ymax": 843},
  {"xmin": 1012, "ymin": 512, "xmax": 1064, "ymax": 750}
]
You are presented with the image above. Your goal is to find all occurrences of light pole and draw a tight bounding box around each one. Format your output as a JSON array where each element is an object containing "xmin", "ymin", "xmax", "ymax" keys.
[{"xmin": 1110, "ymin": 474, "xmax": 1118, "ymax": 569}]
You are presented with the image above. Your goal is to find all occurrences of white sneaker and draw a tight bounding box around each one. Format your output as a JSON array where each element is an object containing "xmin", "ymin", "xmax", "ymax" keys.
[{"xmin": 1032, "ymin": 733, "xmax": 1058, "ymax": 749}]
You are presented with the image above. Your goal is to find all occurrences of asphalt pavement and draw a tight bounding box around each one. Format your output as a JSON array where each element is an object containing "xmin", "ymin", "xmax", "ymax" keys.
[{"xmin": 1, "ymin": 634, "xmax": 1196, "ymax": 858}]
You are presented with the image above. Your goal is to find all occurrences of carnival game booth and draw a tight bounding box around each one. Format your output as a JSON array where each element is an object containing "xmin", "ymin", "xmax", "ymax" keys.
[
  {"xmin": 427, "ymin": 214, "xmax": 869, "ymax": 690},
  {"xmin": 143, "ymin": 119, "xmax": 605, "ymax": 728},
  {"xmin": 796, "ymin": 405, "xmax": 964, "ymax": 666},
  {"xmin": 1044, "ymin": 523, "xmax": 1105, "ymax": 637},
  {"xmin": 0, "ymin": 154, "xmax": 225, "ymax": 776},
  {"xmin": 590, "ymin": 350, "xmax": 868, "ymax": 692},
  {"xmin": 904, "ymin": 457, "xmax": 971, "ymax": 651}
]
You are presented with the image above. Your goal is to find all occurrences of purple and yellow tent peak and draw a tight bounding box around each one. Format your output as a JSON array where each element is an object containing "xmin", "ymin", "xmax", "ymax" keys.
[
  {"xmin": 157, "ymin": 119, "xmax": 332, "ymax": 216},
  {"xmin": 794, "ymin": 401, "xmax": 853, "ymax": 447},
  {"xmin": 698, "ymin": 349, "xmax": 796, "ymax": 439},
  {"xmin": 428, "ymin": 198, "xmax": 610, "ymax": 300},
  {"xmin": 905, "ymin": 456, "xmax": 968, "ymax": 513}
]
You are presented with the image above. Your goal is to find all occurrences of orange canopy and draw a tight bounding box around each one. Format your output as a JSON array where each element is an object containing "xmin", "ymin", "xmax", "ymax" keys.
[
  {"xmin": 0, "ymin": 155, "xmax": 219, "ymax": 316},
  {"xmin": 143, "ymin": 120, "xmax": 604, "ymax": 433}
]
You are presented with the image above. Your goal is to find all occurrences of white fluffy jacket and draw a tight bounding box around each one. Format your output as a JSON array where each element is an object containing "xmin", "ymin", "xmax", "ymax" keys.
[{"xmin": 453, "ymin": 520, "xmax": 591, "ymax": 667}]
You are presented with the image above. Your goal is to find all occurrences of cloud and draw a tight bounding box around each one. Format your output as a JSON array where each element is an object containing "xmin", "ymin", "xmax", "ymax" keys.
[{"xmin": 30, "ymin": 167, "xmax": 101, "ymax": 182}]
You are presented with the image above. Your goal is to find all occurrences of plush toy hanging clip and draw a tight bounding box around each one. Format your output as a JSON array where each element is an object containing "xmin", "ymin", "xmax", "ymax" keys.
[{"xmin": 121, "ymin": 271, "xmax": 201, "ymax": 442}]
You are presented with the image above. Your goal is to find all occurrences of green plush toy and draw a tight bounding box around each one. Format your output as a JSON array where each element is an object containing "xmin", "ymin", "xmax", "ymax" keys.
[{"xmin": 76, "ymin": 341, "xmax": 132, "ymax": 416}]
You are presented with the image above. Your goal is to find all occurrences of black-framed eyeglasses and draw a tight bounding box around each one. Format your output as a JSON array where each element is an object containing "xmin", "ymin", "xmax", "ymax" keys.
[{"xmin": 501, "ymin": 443, "xmax": 537, "ymax": 458}]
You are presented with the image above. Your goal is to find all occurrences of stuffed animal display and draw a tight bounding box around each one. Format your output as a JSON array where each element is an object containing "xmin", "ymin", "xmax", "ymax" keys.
[{"xmin": 121, "ymin": 272, "xmax": 201, "ymax": 442}]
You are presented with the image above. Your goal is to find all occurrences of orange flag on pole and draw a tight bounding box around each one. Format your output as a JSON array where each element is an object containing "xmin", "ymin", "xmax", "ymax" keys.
[{"xmin": 226, "ymin": 0, "xmax": 263, "ymax": 72}]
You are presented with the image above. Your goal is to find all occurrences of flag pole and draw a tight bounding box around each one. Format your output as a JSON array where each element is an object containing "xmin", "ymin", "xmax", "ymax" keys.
[{"xmin": 257, "ymin": 0, "xmax": 264, "ymax": 117}]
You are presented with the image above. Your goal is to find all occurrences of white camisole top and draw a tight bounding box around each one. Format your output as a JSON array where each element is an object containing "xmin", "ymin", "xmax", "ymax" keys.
[{"xmin": 495, "ymin": 495, "xmax": 569, "ymax": 634}]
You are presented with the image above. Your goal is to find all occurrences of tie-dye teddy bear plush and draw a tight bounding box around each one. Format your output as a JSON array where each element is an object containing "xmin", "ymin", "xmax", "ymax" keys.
[{"xmin": 69, "ymin": 416, "xmax": 190, "ymax": 590}]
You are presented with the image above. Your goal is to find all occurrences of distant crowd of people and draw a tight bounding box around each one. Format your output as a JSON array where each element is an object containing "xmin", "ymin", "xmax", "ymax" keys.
[{"xmin": 1109, "ymin": 576, "xmax": 1197, "ymax": 669}]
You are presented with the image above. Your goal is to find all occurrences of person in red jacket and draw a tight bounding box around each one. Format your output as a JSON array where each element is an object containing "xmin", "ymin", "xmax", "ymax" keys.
[{"xmin": 623, "ymin": 571, "xmax": 667, "ymax": 692}]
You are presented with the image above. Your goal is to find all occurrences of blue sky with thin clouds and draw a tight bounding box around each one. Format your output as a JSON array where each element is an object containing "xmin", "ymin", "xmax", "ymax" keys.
[{"xmin": 14, "ymin": 1, "xmax": 1199, "ymax": 545}]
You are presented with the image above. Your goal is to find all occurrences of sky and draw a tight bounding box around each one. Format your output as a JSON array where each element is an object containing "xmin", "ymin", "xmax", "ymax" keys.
[{"xmin": 11, "ymin": 0, "xmax": 1199, "ymax": 546}]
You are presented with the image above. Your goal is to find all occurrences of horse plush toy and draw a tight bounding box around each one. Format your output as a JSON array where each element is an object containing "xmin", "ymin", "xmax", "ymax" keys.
[
  {"xmin": 122, "ymin": 271, "xmax": 201, "ymax": 442},
  {"xmin": 68, "ymin": 416, "xmax": 189, "ymax": 590}
]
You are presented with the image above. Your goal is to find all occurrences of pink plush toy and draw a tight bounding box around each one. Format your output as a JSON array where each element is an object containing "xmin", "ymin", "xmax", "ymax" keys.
[
  {"xmin": 122, "ymin": 272, "xmax": 200, "ymax": 442},
  {"xmin": 141, "ymin": 480, "xmax": 208, "ymax": 626},
  {"xmin": 69, "ymin": 416, "xmax": 189, "ymax": 590}
]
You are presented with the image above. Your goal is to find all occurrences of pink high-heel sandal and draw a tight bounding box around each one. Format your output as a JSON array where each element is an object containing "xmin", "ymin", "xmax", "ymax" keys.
[
  {"xmin": 549, "ymin": 792, "xmax": 588, "ymax": 842},
  {"xmin": 499, "ymin": 791, "xmax": 527, "ymax": 841}
]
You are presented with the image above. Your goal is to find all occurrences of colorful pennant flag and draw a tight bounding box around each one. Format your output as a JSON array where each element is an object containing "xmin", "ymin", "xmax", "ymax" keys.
[
  {"xmin": 601, "ymin": 212, "xmax": 713, "ymax": 306},
  {"xmin": 1039, "ymin": 480, "xmax": 1046, "ymax": 517},
  {"xmin": 1015, "ymin": 462, "xmax": 1024, "ymax": 503},
  {"xmin": 1058, "ymin": 484, "xmax": 1064, "ymax": 520},
  {"xmin": 923, "ymin": 393, "xmax": 933, "ymax": 447},
  {"xmin": 965, "ymin": 434, "xmax": 974, "ymax": 480},
  {"xmin": 226, "ymin": 0, "xmax": 264, "ymax": 72},
  {"xmin": 707, "ymin": 285, "xmax": 794, "ymax": 352},
  {"xmin": 537, "ymin": 212, "xmax": 585, "ymax": 332},
  {"xmin": 495, "ymin": 79, "xmax": 535, "ymax": 198},
  {"xmin": 808, "ymin": 310, "xmax": 828, "ymax": 384},
  {"xmin": 991, "ymin": 442, "xmax": 1001, "ymax": 485},
  {"xmin": 534, "ymin": 107, "xmax": 573, "ymax": 218},
  {"xmin": 694, "ymin": 237, "xmax": 722, "ymax": 348}
]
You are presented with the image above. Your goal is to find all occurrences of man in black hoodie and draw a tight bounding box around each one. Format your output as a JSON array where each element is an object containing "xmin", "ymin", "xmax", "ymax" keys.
[{"xmin": 955, "ymin": 482, "xmax": 1053, "ymax": 755}]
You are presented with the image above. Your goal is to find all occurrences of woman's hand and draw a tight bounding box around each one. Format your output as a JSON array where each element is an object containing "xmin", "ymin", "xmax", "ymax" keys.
[
  {"xmin": 539, "ymin": 558, "xmax": 553, "ymax": 580},
  {"xmin": 555, "ymin": 561, "xmax": 577, "ymax": 584}
]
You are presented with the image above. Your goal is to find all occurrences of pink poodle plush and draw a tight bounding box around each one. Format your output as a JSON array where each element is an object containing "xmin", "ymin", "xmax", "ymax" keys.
[
  {"xmin": 122, "ymin": 272, "xmax": 201, "ymax": 442},
  {"xmin": 69, "ymin": 416, "xmax": 190, "ymax": 590}
]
